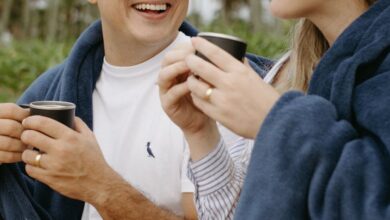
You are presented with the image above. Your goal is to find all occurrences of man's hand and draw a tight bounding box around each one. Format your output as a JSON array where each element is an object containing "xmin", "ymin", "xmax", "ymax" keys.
[
  {"xmin": 0, "ymin": 103, "xmax": 29, "ymax": 163},
  {"xmin": 21, "ymin": 116, "xmax": 115, "ymax": 204},
  {"xmin": 20, "ymin": 116, "xmax": 191, "ymax": 219}
]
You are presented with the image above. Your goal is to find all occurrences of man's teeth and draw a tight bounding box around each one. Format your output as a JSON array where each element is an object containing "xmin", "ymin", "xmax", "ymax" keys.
[{"xmin": 135, "ymin": 4, "xmax": 168, "ymax": 11}]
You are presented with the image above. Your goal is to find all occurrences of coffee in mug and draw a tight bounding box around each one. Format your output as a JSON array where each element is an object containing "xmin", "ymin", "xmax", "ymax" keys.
[
  {"xmin": 29, "ymin": 101, "xmax": 76, "ymax": 128},
  {"xmin": 196, "ymin": 32, "xmax": 247, "ymax": 62}
]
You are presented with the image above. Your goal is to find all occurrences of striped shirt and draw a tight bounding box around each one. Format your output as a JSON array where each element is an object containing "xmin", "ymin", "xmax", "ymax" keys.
[
  {"xmin": 187, "ymin": 53, "xmax": 290, "ymax": 219},
  {"xmin": 187, "ymin": 138, "xmax": 253, "ymax": 220}
]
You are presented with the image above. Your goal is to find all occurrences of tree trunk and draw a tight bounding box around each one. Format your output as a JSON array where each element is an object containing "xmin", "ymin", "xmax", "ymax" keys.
[
  {"xmin": 0, "ymin": 0, "xmax": 13, "ymax": 35},
  {"xmin": 21, "ymin": 0, "xmax": 30, "ymax": 38},
  {"xmin": 46, "ymin": 0, "xmax": 60, "ymax": 43},
  {"xmin": 249, "ymin": 0, "xmax": 263, "ymax": 32}
]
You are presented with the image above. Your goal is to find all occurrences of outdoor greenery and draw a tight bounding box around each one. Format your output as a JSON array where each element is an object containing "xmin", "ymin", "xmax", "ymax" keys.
[
  {"xmin": 0, "ymin": 1, "xmax": 290, "ymax": 102},
  {"xmin": 0, "ymin": 41, "xmax": 72, "ymax": 102}
]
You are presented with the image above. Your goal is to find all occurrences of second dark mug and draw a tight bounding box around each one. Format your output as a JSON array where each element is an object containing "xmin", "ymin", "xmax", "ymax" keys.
[
  {"xmin": 28, "ymin": 101, "xmax": 76, "ymax": 128},
  {"xmin": 196, "ymin": 32, "xmax": 247, "ymax": 63}
]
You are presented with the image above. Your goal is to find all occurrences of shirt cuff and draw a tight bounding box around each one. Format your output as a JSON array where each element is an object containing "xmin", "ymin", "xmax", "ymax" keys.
[{"xmin": 188, "ymin": 139, "xmax": 235, "ymax": 196}]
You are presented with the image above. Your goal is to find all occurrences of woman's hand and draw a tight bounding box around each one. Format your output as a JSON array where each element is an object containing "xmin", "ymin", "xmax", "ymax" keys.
[
  {"xmin": 184, "ymin": 37, "xmax": 281, "ymax": 139},
  {"xmin": 158, "ymin": 42, "xmax": 212, "ymax": 135},
  {"xmin": 158, "ymin": 42, "xmax": 220, "ymax": 161},
  {"xmin": 0, "ymin": 103, "xmax": 30, "ymax": 163},
  {"xmin": 20, "ymin": 116, "xmax": 119, "ymax": 205}
]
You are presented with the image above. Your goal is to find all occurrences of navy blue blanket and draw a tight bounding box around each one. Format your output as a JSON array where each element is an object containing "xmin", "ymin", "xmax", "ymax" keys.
[{"xmin": 235, "ymin": 0, "xmax": 390, "ymax": 219}]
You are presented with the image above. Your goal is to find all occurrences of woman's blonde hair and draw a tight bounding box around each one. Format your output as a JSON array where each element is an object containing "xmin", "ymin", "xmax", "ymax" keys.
[{"xmin": 276, "ymin": 0, "xmax": 377, "ymax": 93}]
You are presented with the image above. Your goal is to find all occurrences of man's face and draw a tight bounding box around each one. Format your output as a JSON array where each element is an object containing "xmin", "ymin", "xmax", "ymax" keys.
[{"xmin": 90, "ymin": 0, "xmax": 189, "ymax": 45}]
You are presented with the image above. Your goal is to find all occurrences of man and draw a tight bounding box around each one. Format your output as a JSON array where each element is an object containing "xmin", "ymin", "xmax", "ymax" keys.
[
  {"xmin": 0, "ymin": 0, "xmax": 272, "ymax": 219},
  {"xmin": 0, "ymin": 0, "xmax": 199, "ymax": 219}
]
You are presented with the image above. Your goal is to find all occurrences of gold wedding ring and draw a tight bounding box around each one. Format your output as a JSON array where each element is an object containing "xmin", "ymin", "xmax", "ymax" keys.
[
  {"xmin": 205, "ymin": 88, "xmax": 213, "ymax": 99},
  {"xmin": 35, "ymin": 154, "xmax": 42, "ymax": 168}
]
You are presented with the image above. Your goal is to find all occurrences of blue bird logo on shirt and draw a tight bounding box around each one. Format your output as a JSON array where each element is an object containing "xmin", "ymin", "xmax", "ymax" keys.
[{"xmin": 146, "ymin": 142, "xmax": 155, "ymax": 158}]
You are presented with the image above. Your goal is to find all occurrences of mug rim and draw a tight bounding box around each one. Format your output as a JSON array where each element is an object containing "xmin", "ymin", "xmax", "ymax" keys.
[
  {"xmin": 30, "ymin": 101, "xmax": 76, "ymax": 110},
  {"xmin": 198, "ymin": 32, "xmax": 247, "ymax": 44}
]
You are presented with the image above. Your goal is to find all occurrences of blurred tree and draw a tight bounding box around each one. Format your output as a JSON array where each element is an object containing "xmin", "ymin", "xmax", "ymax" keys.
[
  {"xmin": 249, "ymin": 0, "xmax": 263, "ymax": 32},
  {"xmin": 21, "ymin": 0, "xmax": 30, "ymax": 38},
  {"xmin": 46, "ymin": 0, "xmax": 60, "ymax": 43},
  {"xmin": 0, "ymin": 0, "xmax": 13, "ymax": 36},
  {"xmin": 221, "ymin": 0, "xmax": 266, "ymax": 32}
]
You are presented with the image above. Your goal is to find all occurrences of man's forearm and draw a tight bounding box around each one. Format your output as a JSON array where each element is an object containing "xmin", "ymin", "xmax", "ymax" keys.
[{"xmin": 91, "ymin": 172, "xmax": 182, "ymax": 220}]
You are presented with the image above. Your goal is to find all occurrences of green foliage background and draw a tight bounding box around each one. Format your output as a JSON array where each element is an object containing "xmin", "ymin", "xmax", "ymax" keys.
[
  {"xmin": 0, "ymin": 20, "xmax": 289, "ymax": 102},
  {"xmin": 0, "ymin": 41, "xmax": 72, "ymax": 102}
]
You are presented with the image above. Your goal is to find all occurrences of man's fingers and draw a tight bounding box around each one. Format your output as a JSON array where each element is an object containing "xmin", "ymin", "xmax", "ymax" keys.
[
  {"xmin": 0, "ymin": 119, "xmax": 25, "ymax": 138},
  {"xmin": 74, "ymin": 117, "xmax": 93, "ymax": 137},
  {"xmin": 0, "ymin": 151, "xmax": 23, "ymax": 163},
  {"xmin": 22, "ymin": 115, "xmax": 73, "ymax": 140},
  {"xmin": 0, "ymin": 136, "xmax": 27, "ymax": 152},
  {"xmin": 0, "ymin": 103, "xmax": 30, "ymax": 122},
  {"xmin": 25, "ymin": 164, "xmax": 50, "ymax": 182},
  {"xmin": 21, "ymin": 129, "xmax": 56, "ymax": 153}
]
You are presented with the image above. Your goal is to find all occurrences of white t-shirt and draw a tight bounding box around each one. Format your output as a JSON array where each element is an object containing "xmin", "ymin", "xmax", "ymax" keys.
[{"xmin": 82, "ymin": 32, "xmax": 194, "ymax": 219}]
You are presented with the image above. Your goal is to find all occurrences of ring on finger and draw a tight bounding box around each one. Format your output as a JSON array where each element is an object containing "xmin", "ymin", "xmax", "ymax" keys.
[
  {"xmin": 34, "ymin": 153, "xmax": 42, "ymax": 168},
  {"xmin": 205, "ymin": 88, "xmax": 214, "ymax": 100}
]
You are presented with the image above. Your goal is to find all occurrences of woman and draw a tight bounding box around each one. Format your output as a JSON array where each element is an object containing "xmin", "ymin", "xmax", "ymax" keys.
[{"xmin": 159, "ymin": 0, "xmax": 390, "ymax": 219}]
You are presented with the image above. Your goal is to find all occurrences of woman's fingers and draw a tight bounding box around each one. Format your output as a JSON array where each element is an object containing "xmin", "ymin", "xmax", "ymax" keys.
[
  {"xmin": 162, "ymin": 83, "xmax": 190, "ymax": 110},
  {"xmin": 158, "ymin": 61, "xmax": 190, "ymax": 93},
  {"xmin": 187, "ymin": 75, "xmax": 216, "ymax": 100},
  {"xmin": 185, "ymin": 54, "xmax": 226, "ymax": 88},
  {"xmin": 162, "ymin": 42, "xmax": 195, "ymax": 67},
  {"xmin": 191, "ymin": 37, "xmax": 244, "ymax": 73}
]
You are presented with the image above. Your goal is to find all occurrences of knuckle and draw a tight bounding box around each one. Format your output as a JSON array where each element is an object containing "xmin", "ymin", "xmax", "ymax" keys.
[
  {"xmin": 1, "ymin": 120, "xmax": 22, "ymax": 137},
  {"xmin": 0, "ymin": 103, "xmax": 15, "ymax": 116},
  {"xmin": 1, "ymin": 138, "xmax": 15, "ymax": 151},
  {"xmin": 222, "ymin": 77, "xmax": 235, "ymax": 89},
  {"xmin": 51, "ymin": 161, "xmax": 65, "ymax": 172},
  {"xmin": 21, "ymin": 150, "xmax": 31, "ymax": 162},
  {"xmin": 159, "ymin": 69, "xmax": 170, "ymax": 82},
  {"xmin": 25, "ymin": 165, "xmax": 35, "ymax": 177},
  {"xmin": 63, "ymin": 132, "xmax": 78, "ymax": 144},
  {"xmin": 56, "ymin": 145, "xmax": 72, "ymax": 157},
  {"xmin": 21, "ymin": 130, "xmax": 34, "ymax": 143},
  {"xmin": 0, "ymin": 152, "xmax": 18, "ymax": 163},
  {"xmin": 163, "ymin": 52, "xmax": 175, "ymax": 64}
]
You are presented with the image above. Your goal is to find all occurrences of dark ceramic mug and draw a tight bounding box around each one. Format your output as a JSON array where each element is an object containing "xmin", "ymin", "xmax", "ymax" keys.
[
  {"xmin": 21, "ymin": 101, "xmax": 76, "ymax": 128},
  {"xmin": 196, "ymin": 32, "xmax": 247, "ymax": 62}
]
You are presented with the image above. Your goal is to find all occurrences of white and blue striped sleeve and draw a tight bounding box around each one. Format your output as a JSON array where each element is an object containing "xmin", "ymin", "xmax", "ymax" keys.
[{"xmin": 187, "ymin": 137, "xmax": 252, "ymax": 220}]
